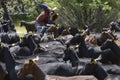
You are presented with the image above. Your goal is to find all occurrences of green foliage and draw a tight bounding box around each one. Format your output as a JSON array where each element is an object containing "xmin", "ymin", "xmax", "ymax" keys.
[
  {"xmin": 0, "ymin": 0, "xmax": 120, "ymax": 32},
  {"xmin": 57, "ymin": 0, "xmax": 119, "ymax": 32}
]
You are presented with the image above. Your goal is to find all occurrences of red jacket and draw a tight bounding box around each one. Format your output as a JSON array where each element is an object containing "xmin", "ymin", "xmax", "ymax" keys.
[{"xmin": 36, "ymin": 9, "xmax": 50, "ymax": 26}]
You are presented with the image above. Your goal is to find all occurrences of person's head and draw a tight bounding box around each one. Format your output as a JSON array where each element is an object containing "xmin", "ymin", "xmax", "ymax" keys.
[{"xmin": 40, "ymin": 3, "xmax": 49, "ymax": 10}]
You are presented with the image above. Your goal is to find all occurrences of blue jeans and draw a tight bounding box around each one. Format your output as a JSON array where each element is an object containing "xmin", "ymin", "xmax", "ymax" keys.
[{"xmin": 35, "ymin": 21, "xmax": 48, "ymax": 34}]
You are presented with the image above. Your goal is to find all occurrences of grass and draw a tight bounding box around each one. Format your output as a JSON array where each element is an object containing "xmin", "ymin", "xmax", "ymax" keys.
[{"xmin": 15, "ymin": 25, "xmax": 27, "ymax": 37}]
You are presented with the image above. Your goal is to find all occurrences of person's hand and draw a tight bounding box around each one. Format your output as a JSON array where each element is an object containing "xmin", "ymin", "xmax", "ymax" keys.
[{"xmin": 46, "ymin": 24, "xmax": 55, "ymax": 27}]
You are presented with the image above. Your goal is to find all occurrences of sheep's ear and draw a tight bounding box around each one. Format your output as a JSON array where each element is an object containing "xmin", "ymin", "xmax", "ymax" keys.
[
  {"xmin": 91, "ymin": 58, "xmax": 96, "ymax": 64},
  {"xmin": 32, "ymin": 56, "xmax": 39, "ymax": 62},
  {"xmin": 112, "ymin": 39, "xmax": 115, "ymax": 42},
  {"xmin": 0, "ymin": 43, "xmax": 3, "ymax": 49},
  {"xmin": 107, "ymin": 39, "xmax": 113, "ymax": 42},
  {"xmin": 29, "ymin": 59, "xmax": 33, "ymax": 64},
  {"xmin": 20, "ymin": 37, "xmax": 23, "ymax": 40}
]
